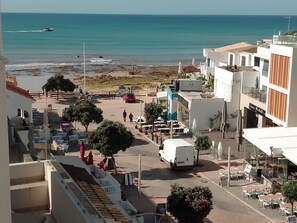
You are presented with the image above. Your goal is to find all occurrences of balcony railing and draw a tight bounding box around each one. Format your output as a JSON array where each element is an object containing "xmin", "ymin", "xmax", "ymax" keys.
[
  {"xmin": 273, "ymin": 35, "xmax": 297, "ymax": 46},
  {"xmin": 242, "ymin": 86, "xmax": 267, "ymax": 104}
]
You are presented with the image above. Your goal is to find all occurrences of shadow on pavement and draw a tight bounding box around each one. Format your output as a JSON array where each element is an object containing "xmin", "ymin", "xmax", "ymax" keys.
[
  {"xmin": 195, "ymin": 159, "xmax": 223, "ymax": 172},
  {"xmin": 113, "ymin": 173, "xmax": 174, "ymax": 223},
  {"xmin": 130, "ymin": 167, "xmax": 194, "ymax": 181},
  {"xmin": 130, "ymin": 138, "xmax": 150, "ymax": 147}
]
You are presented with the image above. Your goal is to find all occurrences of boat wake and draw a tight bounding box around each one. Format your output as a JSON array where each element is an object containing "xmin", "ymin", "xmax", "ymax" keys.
[{"xmin": 4, "ymin": 30, "xmax": 44, "ymax": 33}]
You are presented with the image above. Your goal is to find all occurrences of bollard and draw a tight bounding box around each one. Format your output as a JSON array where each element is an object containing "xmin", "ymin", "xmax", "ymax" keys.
[
  {"xmin": 155, "ymin": 134, "xmax": 158, "ymax": 144},
  {"xmin": 151, "ymin": 132, "xmax": 154, "ymax": 141},
  {"xmin": 160, "ymin": 137, "xmax": 163, "ymax": 145}
]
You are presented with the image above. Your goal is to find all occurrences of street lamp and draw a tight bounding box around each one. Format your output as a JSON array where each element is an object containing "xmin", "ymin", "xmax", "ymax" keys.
[
  {"xmin": 83, "ymin": 42, "xmax": 86, "ymax": 94},
  {"xmin": 43, "ymin": 89, "xmax": 48, "ymax": 160}
]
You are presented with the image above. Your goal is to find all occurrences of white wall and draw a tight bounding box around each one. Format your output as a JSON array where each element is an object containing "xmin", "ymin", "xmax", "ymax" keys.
[
  {"xmin": 189, "ymin": 98, "xmax": 224, "ymax": 132},
  {"xmin": 214, "ymin": 67, "xmax": 233, "ymax": 102},
  {"xmin": 286, "ymin": 48, "xmax": 297, "ymax": 126},
  {"xmin": 6, "ymin": 90, "xmax": 33, "ymax": 122},
  {"xmin": 10, "ymin": 161, "xmax": 45, "ymax": 182},
  {"xmin": 242, "ymin": 71, "xmax": 259, "ymax": 88},
  {"xmin": 51, "ymin": 173, "xmax": 92, "ymax": 223},
  {"xmin": 11, "ymin": 183, "xmax": 49, "ymax": 211},
  {"xmin": 0, "ymin": 59, "xmax": 11, "ymax": 222}
]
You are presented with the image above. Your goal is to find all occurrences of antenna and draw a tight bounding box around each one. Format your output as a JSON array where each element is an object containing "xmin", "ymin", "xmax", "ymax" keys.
[{"xmin": 285, "ymin": 16, "xmax": 291, "ymax": 34}]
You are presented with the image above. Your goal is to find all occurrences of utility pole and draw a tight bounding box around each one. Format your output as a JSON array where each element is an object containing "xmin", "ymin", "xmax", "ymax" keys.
[
  {"xmin": 83, "ymin": 42, "xmax": 86, "ymax": 94},
  {"xmin": 286, "ymin": 17, "xmax": 291, "ymax": 34}
]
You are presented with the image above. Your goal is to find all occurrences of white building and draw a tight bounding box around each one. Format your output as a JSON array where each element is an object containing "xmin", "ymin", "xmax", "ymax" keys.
[
  {"xmin": 201, "ymin": 42, "xmax": 254, "ymax": 78},
  {"xmin": 6, "ymin": 82, "xmax": 35, "ymax": 124}
]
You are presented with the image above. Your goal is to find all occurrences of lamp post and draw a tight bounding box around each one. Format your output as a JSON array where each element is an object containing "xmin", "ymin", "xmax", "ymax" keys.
[
  {"xmin": 43, "ymin": 89, "xmax": 48, "ymax": 160},
  {"xmin": 83, "ymin": 42, "xmax": 86, "ymax": 94}
]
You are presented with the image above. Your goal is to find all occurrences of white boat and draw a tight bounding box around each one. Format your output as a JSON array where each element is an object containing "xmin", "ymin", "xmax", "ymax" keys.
[
  {"xmin": 42, "ymin": 27, "xmax": 54, "ymax": 32},
  {"xmin": 90, "ymin": 57, "xmax": 112, "ymax": 64}
]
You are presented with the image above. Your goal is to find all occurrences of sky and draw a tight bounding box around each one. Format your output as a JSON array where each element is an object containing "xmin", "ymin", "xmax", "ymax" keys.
[{"xmin": 1, "ymin": 0, "xmax": 297, "ymax": 15}]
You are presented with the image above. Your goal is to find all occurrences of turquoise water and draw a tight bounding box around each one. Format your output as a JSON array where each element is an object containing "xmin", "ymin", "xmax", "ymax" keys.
[{"xmin": 2, "ymin": 13, "xmax": 296, "ymax": 66}]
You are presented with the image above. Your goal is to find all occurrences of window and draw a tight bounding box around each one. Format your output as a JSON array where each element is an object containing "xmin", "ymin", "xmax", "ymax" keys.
[
  {"xmin": 262, "ymin": 59, "xmax": 269, "ymax": 77},
  {"xmin": 229, "ymin": 54, "xmax": 234, "ymax": 66},
  {"xmin": 254, "ymin": 57, "xmax": 260, "ymax": 67},
  {"xmin": 241, "ymin": 56, "xmax": 246, "ymax": 66}
]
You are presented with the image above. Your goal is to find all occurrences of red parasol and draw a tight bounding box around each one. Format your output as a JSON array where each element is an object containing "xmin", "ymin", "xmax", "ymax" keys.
[
  {"xmin": 79, "ymin": 141, "xmax": 85, "ymax": 160},
  {"xmin": 88, "ymin": 151, "xmax": 93, "ymax": 165}
]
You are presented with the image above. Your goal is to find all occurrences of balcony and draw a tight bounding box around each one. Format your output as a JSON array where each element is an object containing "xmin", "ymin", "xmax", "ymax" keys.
[
  {"xmin": 242, "ymin": 86, "xmax": 267, "ymax": 104},
  {"xmin": 273, "ymin": 35, "xmax": 297, "ymax": 46}
]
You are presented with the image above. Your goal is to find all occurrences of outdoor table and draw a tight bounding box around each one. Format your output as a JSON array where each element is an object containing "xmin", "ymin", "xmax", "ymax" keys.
[
  {"xmin": 259, "ymin": 193, "xmax": 284, "ymax": 202},
  {"xmin": 159, "ymin": 128, "xmax": 170, "ymax": 134},
  {"xmin": 142, "ymin": 124, "xmax": 152, "ymax": 130},
  {"xmin": 173, "ymin": 127, "xmax": 184, "ymax": 133},
  {"xmin": 242, "ymin": 184, "xmax": 270, "ymax": 192}
]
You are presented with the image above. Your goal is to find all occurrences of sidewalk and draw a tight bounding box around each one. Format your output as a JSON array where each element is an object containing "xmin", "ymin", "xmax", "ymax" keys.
[
  {"xmin": 131, "ymin": 129, "xmax": 287, "ymax": 223},
  {"xmin": 32, "ymin": 97, "xmax": 287, "ymax": 223}
]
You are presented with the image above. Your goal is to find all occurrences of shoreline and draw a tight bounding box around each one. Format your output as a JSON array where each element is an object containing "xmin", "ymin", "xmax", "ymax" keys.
[{"xmin": 8, "ymin": 63, "xmax": 185, "ymax": 93}]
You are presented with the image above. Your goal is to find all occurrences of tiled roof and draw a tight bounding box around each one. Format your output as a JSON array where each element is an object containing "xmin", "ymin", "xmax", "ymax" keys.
[
  {"xmin": 62, "ymin": 164, "xmax": 129, "ymax": 223},
  {"xmin": 6, "ymin": 82, "xmax": 35, "ymax": 101},
  {"xmin": 229, "ymin": 45, "xmax": 257, "ymax": 53},
  {"xmin": 214, "ymin": 42, "xmax": 253, "ymax": 52},
  {"xmin": 183, "ymin": 65, "xmax": 200, "ymax": 73}
]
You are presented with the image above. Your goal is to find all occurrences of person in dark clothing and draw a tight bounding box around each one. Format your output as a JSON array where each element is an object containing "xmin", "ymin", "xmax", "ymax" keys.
[
  {"xmin": 123, "ymin": 110, "xmax": 127, "ymax": 122},
  {"xmin": 129, "ymin": 112, "xmax": 133, "ymax": 123}
]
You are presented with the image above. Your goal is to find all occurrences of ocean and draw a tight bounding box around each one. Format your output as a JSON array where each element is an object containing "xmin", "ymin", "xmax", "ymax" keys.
[{"xmin": 2, "ymin": 13, "xmax": 297, "ymax": 68}]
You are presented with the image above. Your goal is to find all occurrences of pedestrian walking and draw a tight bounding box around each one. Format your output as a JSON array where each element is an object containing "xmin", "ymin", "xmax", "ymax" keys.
[
  {"xmin": 129, "ymin": 112, "xmax": 133, "ymax": 123},
  {"xmin": 123, "ymin": 110, "xmax": 127, "ymax": 122}
]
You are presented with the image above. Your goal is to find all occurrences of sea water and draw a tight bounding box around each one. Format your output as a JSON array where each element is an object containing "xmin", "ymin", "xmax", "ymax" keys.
[{"xmin": 3, "ymin": 13, "xmax": 296, "ymax": 68}]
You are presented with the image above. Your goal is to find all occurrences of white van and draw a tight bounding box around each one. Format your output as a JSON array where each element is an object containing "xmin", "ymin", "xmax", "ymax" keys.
[{"xmin": 159, "ymin": 139, "xmax": 195, "ymax": 170}]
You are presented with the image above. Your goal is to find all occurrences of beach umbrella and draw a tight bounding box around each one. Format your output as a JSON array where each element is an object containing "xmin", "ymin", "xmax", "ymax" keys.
[
  {"xmin": 220, "ymin": 100, "xmax": 228, "ymax": 138},
  {"xmin": 218, "ymin": 141, "xmax": 223, "ymax": 160},
  {"xmin": 79, "ymin": 141, "xmax": 86, "ymax": 160},
  {"xmin": 192, "ymin": 57, "xmax": 195, "ymax": 66},
  {"xmin": 235, "ymin": 110, "xmax": 243, "ymax": 152},
  {"xmin": 178, "ymin": 61, "xmax": 182, "ymax": 74},
  {"xmin": 87, "ymin": 151, "xmax": 93, "ymax": 165}
]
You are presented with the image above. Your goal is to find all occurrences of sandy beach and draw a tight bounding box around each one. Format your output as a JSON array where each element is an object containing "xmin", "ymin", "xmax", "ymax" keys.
[{"xmin": 7, "ymin": 64, "xmax": 181, "ymax": 93}]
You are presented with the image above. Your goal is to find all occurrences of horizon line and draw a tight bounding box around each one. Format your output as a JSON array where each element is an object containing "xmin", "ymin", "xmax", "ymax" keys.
[{"xmin": 2, "ymin": 12, "xmax": 297, "ymax": 17}]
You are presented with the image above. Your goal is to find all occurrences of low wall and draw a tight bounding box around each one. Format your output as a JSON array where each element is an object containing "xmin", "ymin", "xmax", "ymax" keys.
[{"xmin": 10, "ymin": 161, "xmax": 45, "ymax": 185}]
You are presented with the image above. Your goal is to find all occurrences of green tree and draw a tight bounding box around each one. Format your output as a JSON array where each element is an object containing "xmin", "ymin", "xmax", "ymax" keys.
[
  {"xmin": 62, "ymin": 100, "xmax": 103, "ymax": 132},
  {"xmin": 42, "ymin": 74, "xmax": 76, "ymax": 100},
  {"xmin": 205, "ymin": 73, "xmax": 214, "ymax": 91},
  {"xmin": 144, "ymin": 102, "xmax": 163, "ymax": 138},
  {"xmin": 167, "ymin": 184, "xmax": 213, "ymax": 223},
  {"xmin": 282, "ymin": 181, "xmax": 297, "ymax": 216},
  {"xmin": 194, "ymin": 135, "xmax": 211, "ymax": 165},
  {"xmin": 87, "ymin": 120, "xmax": 134, "ymax": 174}
]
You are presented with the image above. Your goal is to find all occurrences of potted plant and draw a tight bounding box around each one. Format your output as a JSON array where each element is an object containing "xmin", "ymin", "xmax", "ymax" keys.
[{"xmin": 208, "ymin": 117, "xmax": 214, "ymax": 132}]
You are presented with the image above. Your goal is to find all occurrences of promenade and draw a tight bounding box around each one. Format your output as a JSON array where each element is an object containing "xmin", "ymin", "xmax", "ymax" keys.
[{"xmin": 32, "ymin": 95, "xmax": 287, "ymax": 223}]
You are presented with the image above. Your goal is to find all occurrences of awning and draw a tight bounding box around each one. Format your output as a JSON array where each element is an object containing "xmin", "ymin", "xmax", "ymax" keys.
[
  {"xmin": 156, "ymin": 91, "xmax": 167, "ymax": 102},
  {"xmin": 243, "ymin": 127, "xmax": 297, "ymax": 156},
  {"xmin": 282, "ymin": 148, "xmax": 297, "ymax": 165}
]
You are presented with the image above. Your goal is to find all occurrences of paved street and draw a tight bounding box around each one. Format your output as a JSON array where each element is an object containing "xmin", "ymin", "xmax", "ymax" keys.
[{"xmin": 33, "ymin": 95, "xmax": 288, "ymax": 223}]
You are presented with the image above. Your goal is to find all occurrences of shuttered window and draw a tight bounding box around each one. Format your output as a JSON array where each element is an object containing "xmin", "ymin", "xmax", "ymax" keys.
[
  {"xmin": 269, "ymin": 54, "xmax": 290, "ymax": 89},
  {"xmin": 267, "ymin": 88, "xmax": 287, "ymax": 122}
]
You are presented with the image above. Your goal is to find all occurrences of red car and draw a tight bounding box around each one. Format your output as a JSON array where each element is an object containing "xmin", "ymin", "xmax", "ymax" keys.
[{"xmin": 123, "ymin": 93, "xmax": 136, "ymax": 103}]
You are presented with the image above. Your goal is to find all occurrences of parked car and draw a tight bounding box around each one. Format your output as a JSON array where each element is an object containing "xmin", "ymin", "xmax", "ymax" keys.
[
  {"xmin": 123, "ymin": 93, "xmax": 136, "ymax": 103},
  {"xmin": 61, "ymin": 122, "xmax": 73, "ymax": 132}
]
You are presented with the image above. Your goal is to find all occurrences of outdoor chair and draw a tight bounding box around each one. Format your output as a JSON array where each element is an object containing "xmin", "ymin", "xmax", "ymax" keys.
[
  {"xmin": 255, "ymin": 190, "xmax": 264, "ymax": 198},
  {"xmin": 271, "ymin": 199, "xmax": 280, "ymax": 209},
  {"xmin": 230, "ymin": 172, "xmax": 239, "ymax": 180},
  {"xmin": 237, "ymin": 171, "xmax": 245, "ymax": 179},
  {"xmin": 262, "ymin": 199, "xmax": 272, "ymax": 208},
  {"xmin": 287, "ymin": 215, "xmax": 297, "ymax": 223},
  {"xmin": 244, "ymin": 190, "xmax": 256, "ymax": 199},
  {"xmin": 258, "ymin": 195, "xmax": 265, "ymax": 207}
]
